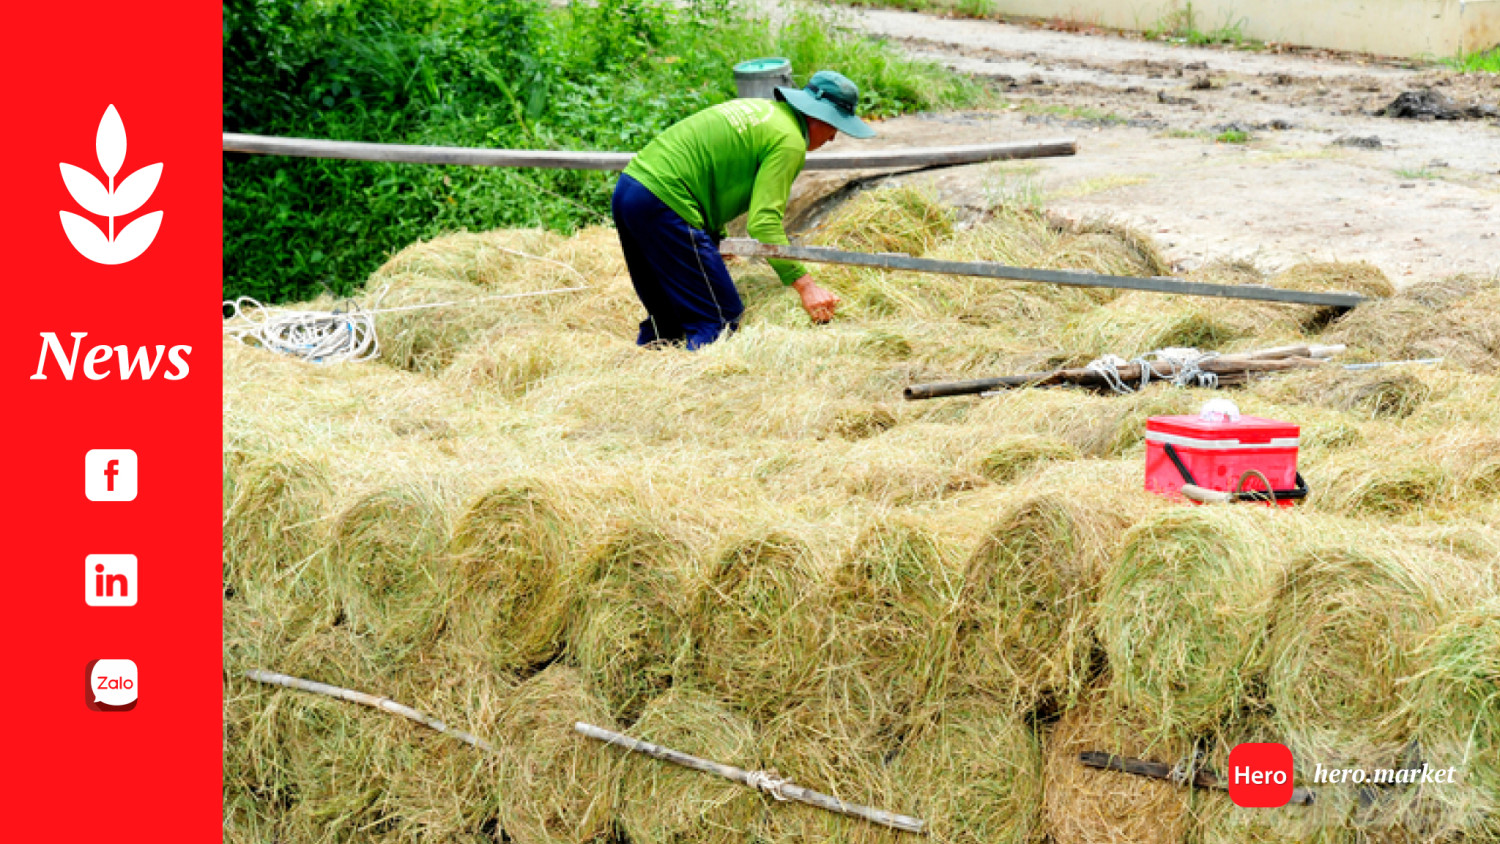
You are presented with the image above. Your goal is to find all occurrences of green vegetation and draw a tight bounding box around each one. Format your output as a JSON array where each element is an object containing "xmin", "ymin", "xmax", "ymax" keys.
[
  {"xmin": 224, "ymin": 0, "xmax": 989, "ymax": 303},
  {"xmin": 1214, "ymin": 129, "xmax": 1251, "ymax": 144},
  {"xmin": 1395, "ymin": 166, "xmax": 1441, "ymax": 180},
  {"xmin": 1445, "ymin": 47, "xmax": 1500, "ymax": 73},
  {"xmin": 1144, "ymin": 2, "xmax": 1258, "ymax": 48}
]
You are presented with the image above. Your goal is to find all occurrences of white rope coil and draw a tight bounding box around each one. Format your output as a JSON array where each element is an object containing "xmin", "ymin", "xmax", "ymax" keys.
[
  {"xmin": 224, "ymin": 245, "xmax": 589, "ymax": 365},
  {"xmin": 747, "ymin": 770, "xmax": 792, "ymax": 801}
]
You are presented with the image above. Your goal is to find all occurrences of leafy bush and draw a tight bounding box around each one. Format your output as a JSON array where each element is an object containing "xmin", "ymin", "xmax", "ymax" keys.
[{"xmin": 224, "ymin": 0, "xmax": 987, "ymax": 302}]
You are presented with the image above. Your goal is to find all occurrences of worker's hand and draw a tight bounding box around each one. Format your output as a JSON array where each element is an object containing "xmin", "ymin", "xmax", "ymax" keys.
[{"xmin": 792, "ymin": 275, "xmax": 840, "ymax": 323}]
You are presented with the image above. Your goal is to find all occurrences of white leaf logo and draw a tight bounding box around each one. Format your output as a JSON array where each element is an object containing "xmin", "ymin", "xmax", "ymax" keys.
[{"xmin": 60, "ymin": 105, "xmax": 163, "ymax": 265}]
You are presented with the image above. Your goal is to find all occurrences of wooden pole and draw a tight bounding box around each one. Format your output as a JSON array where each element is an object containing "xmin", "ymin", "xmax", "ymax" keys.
[
  {"xmin": 720, "ymin": 240, "xmax": 1369, "ymax": 309},
  {"xmin": 1079, "ymin": 751, "xmax": 1316, "ymax": 806},
  {"xmin": 574, "ymin": 722, "xmax": 926, "ymax": 835},
  {"xmin": 904, "ymin": 345, "xmax": 1345, "ymax": 400},
  {"xmin": 222, "ymin": 133, "xmax": 1076, "ymax": 172},
  {"xmin": 245, "ymin": 669, "xmax": 496, "ymax": 753}
]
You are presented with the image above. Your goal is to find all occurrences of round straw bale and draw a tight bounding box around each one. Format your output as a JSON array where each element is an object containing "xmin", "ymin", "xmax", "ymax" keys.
[
  {"xmin": 372, "ymin": 275, "xmax": 496, "ymax": 374},
  {"xmin": 447, "ymin": 481, "xmax": 578, "ymax": 669},
  {"xmin": 1311, "ymin": 451, "xmax": 1452, "ymax": 517},
  {"xmin": 1097, "ymin": 507, "xmax": 1285, "ymax": 740},
  {"xmin": 1397, "ymin": 597, "xmax": 1500, "ymax": 841},
  {"xmin": 1042, "ymin": 693, "xmax": 1192, "ymax": 844},
  {"xmin": 1273, "ymin": 261, "xmax": 1394, "ymax": 330},
  {"xmin": 975, "ymin": 434, "xmax": 1080, "ymax": 485},
  {"xmin": 1191, "ymin": 715, "xmax": 1355, "ymax": 844},
  {"xmin": 752, "ymin": 701, "xmax": 903, "ymax": 844},
  {"xmin": 823, "ymin": 519, "xmax": 963, "ymax": 726},
  {"xmin": 615, "ymin": 688, "xmax": 761, "ymax": 844},
  {"xmin": 1323, "ymin": 278, "xmax": 1500, "ymax": 372},
  {"xmin": 1274, "ymin": 261, "xmax": 1395, "ymax": 300},
  {"xmin": 1058, "ymin": 217, "xmax": 1173, "ymax": 278},
  {"xmin": 812, "ymin": 186, "xmax": 956, "ymax": 257},
  {"xmin": 377, "ymin": 665, "xmax": 514, "ymax": 841},
  {"xmin": 223, "ymin": 451, "xmax": 334, "ymax": 586},
  {"xmin": 956, "ymin": 482, "xmax": 1162, "ymax": 710},
  {"xmin": 567, "ymin": 524, "xmax": 697, "ymax": 724},
  {"xmin": 326, "ymin": 483, "xmax": 454, "ymax": 650},
  {"xmin": 226, "ymin": 667, "xmax": 399, "ymax": 841},
  {"xmin": 444, "ymin": 325, "xmax": 633, "ymax": 398},
  {"xmin": 888, "ymin": 695, "xmax": 1045, "ymax": 844},
  {"xmin": 1264, "ymin": 540, "xmax": 1476, "ymax": 768},
  {"xmin": 495, "ymin": 666, "xmax": 616, "ymax": 844},
  {"xmin": 690, "ymin": 532, "xmax": 824, "ymax": 719}
]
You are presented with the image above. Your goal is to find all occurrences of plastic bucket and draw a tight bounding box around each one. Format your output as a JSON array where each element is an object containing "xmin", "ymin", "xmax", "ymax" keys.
[{"xmin": 733, "ymin": 57, "xmax": 793, "ymax": 100}]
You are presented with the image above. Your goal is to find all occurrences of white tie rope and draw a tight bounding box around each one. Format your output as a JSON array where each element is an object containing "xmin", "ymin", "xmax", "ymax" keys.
[
  {"xmin": 574, "ymin": 722, "xmax": 925, "ymax": 834},
  {"xmin": 1084, "ymin": 346, "xmax": 1222, "ymax": 394}
]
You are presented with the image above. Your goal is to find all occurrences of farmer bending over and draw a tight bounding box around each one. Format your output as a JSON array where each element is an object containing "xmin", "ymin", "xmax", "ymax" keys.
[{"xmin": 612, "ymin": 70, "xmax": 876, "ymax": 349}]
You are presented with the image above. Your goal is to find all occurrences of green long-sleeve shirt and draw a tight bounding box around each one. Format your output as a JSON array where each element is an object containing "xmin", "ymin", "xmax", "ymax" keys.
[{"xmin": 623, "ymin": 99, "xmax": 810, "ymax": 285}]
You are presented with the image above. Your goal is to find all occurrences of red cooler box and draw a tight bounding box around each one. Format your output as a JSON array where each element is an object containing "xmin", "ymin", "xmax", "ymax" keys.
[{"xmin": 1145, "ymin": 414, "xmax": 1303, "ymax": 506}]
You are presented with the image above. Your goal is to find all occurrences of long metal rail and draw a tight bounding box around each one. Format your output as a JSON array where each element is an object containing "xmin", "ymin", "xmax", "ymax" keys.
[
  {"xmin": 719, "ymin": 239, "xmax": 1368, "ymax": 308},
  {"xmin": 222, "ymin": 133, "xmax": 1076, "ymax": 171}
]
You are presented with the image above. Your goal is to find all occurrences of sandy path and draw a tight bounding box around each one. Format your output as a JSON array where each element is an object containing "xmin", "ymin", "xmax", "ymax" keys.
[{"xmin": 789, "ymin": 5, "xmax": 1500, "ymax": 282}]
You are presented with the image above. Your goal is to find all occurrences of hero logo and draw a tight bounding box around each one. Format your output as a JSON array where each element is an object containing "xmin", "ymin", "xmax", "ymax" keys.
[
  {"xmin": 60, "ymin": 105, "xmax": 163, "ymax": 265},
  {"xmin": 1228, "ymin": 742, "xmax": 1295, "ymax": 808},
  {"xmin": 29, "ymin": 332, "xmax": 191, "ymax": 381}
]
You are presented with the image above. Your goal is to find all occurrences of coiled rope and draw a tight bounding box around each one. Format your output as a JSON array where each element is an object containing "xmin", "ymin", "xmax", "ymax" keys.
[
  {"xmin": 1084, "ymin": 346, "xmax": 1221, "ymax": 394},
  {"xmin": 223, "ymin": 246, "xmax": 588, "ymax": 364}
]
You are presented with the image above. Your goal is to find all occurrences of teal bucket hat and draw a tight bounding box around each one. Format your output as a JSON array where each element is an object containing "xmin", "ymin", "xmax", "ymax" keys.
[{"xmin": 774, "ymin": 70, "xmax": 876, "ymax": 139}]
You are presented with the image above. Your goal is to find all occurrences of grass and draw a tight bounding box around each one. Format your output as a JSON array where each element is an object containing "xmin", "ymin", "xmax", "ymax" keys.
[
  {"xmin": 224, "ymin": 186, "xmax": 1500, "ymax": 842},
  {"xmin": 224, "ymin": 0, "xmax": 992, "ymax": 304},
  {"xmin": 1143, "ymin": 2, "xmax": 1260, "ymax": 49},
  {"xmin": 1444, "ymin": 47, "xmax": 1500, "ymax": 73},
  {"xmin": 1395, "ymin": 166, "xmax": 1441, "ymax": 181},
  {"xmin": 1213, "ymin": 129, "xmax": 1251, "ymax": 144}
]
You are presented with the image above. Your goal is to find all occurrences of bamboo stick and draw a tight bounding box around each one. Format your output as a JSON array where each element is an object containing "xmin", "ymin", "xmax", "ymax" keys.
[
  {"xmin": 223, "ymin": 133, "xmax": 1075, "ymax": 172},
  {"xmin": 720, "ymin": 240, "xmax": 1369, "ymax": 308},
  {"xmin": 574, "ymin": 722, "xmax": 926, "ymax": 835},
  {"xmin": 245, "ymin": 669, "xmax": 496, "ymax": 753},
  {"xmin": 904, "ymin": 345, "xmax": 1344, "ymax": 400},
  {"xmin": 1079, "ymin": 751, "xmax": 1316, "ymax": 805}
]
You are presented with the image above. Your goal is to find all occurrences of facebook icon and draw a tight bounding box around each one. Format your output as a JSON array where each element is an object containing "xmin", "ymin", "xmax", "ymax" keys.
[{"xmin": 85, "ymin": 449, "xmax": 138, "ymax": 501}]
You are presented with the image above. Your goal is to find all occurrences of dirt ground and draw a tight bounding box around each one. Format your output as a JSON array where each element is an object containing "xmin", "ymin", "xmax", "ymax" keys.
[{"xmin": 789, "ymin": 5, "xmax": 1500, "ymax": 284}]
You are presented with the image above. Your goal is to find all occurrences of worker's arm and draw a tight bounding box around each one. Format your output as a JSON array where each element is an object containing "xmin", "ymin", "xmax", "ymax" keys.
[
  {"xmin": 745, "ymin": 142, "xmax": 810, "ymax": 286},
  {"xmin": 746, "ymin": 142, "xmax": 840, "ymax": 322}
]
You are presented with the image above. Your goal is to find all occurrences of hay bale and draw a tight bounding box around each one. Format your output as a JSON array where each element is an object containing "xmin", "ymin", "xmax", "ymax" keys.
[
  {"xmin": 444, "ymin": 325, "xmax": 633, "ymax": 398},
  {"xmin": 888, "ymin": 696, "xmax": 1046, "ymax": 844},
  {"xmin": 1324, "ymin": 278, "xmax": 1500, "ymax": 372},
  {"xmin": 1190, "ymin": 716, "xmax": 1355, "ymax": 844},
  {"xmin": 813, "ymin": 186, "xmax": 956, "ymax": 257},
  {"xmin": 223, "ymin": 451, "xmax": 334, "ymax": 586},
  {"xmin": 1097, "ymin": 507, "xmax": 1285, "ymax": 740},
  {"xmin": 1311, "ymin": 450, "xmax": 1452, "ymax": 517},
  {"xmin": 1042, "ymin": 693, "xmax": 1192, "ymax": 844},
  {"xmin": 1273, "ymin": 261, "xmax": 1394, "ymax": 330},
  {"xmin": 690, "ymin": 532, "xmax": 824, "ymax": 719},
  {"xmin": 822, "ymin": 518, "xmax": 963, "ymax": 727},
  {"xmin": 447, "ymin": 481, "xmax": 578, "ymax": 669},
  {"xmin": 1274, "ymin": 261, "xmax": 1395, "ymax": 300},
  {"xmin": 957, "ymin": 482, "xmax": 1162, "ymax": 710},
  {"xmin": 496, "ymin": 666, "xmax": 616, "ymax": 844},
  {"xmin": 616, "ymin": 688, "xmax": 761, "ymax": 844},
  {"xmin": 326, "ymin": 483, "xmax": 454, "ymax": 650},
  {"xmin": 753, "ymin": 701, "xmax": 902, "ymax": 844},
  {"xmin": 567, "ymin": 523, "xmax": 697, "ymax": 724},
  {"xmin": 975, "ymin": 434, "xmax": 1080, "ymax": 485},
  {"xmin": 1264, "ymin": 541, "xmax": 1471, "ymax": 767},
  {"xmin": 1398, "ymin": 597, "xmax": 1500, "ymax": 841}
]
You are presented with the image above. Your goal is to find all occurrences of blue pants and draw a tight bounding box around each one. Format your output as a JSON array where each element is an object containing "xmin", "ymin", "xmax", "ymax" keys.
[{"xmin": 612, "ymin": 173, "xmax": 743, "ymax": 349}]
